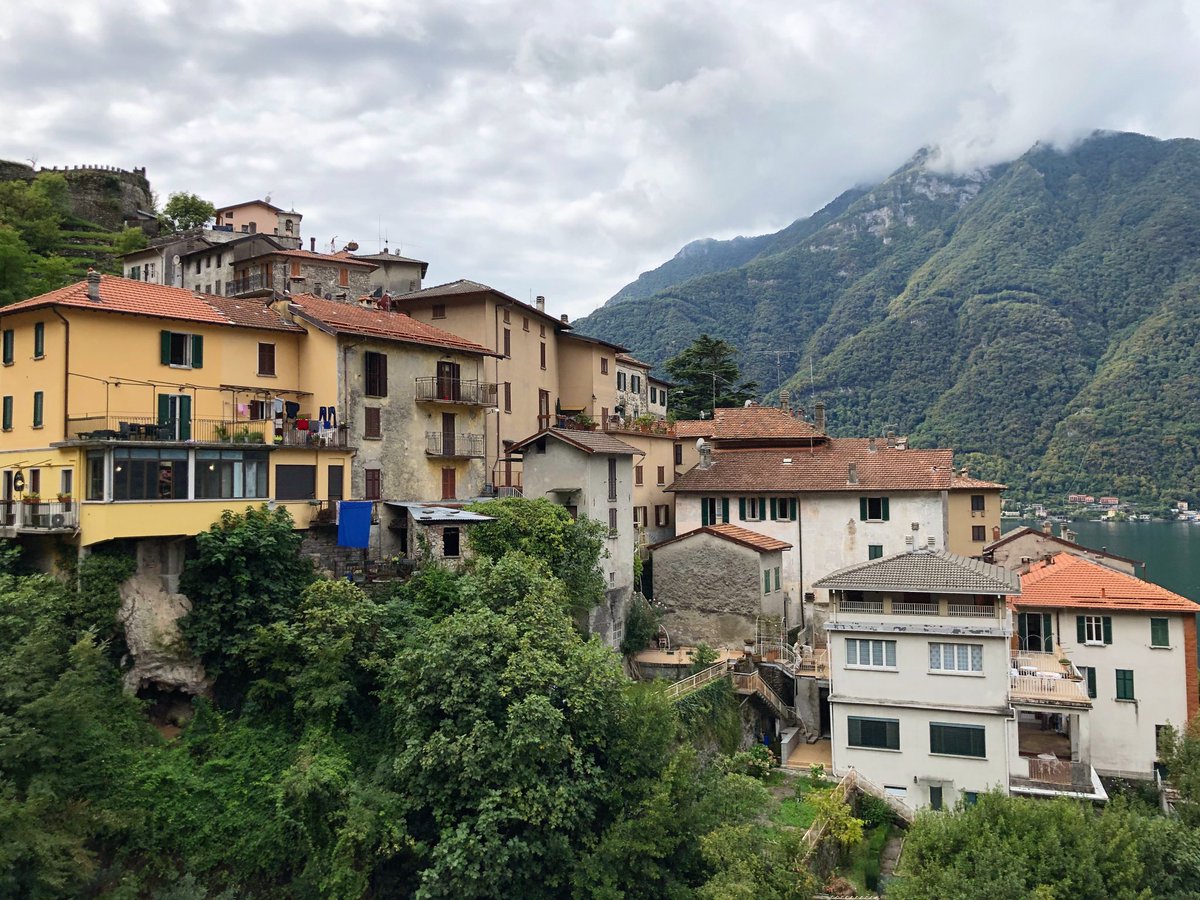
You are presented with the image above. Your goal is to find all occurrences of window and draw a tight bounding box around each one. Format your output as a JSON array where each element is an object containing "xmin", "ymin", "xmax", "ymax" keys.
[
  {"xmin": 540, "ymin": 342, "xmax": 546, "ymax": 369},
  {"xmin": 845, "ymin": 638, "xmax": 897, "ymax": 668},
  {"xmin": 608, "ymin": 507, "xmax": 618, "ymax": 536},
  {"xmin": 205, "ymin": 256, "xmax": 212, "ymax": 269},
  {"xmin": 60, "ymin": 469, "xmax": 72, "ymax": 498},
  {"xmin": 970, "ymin": 494, "xmax": 985, "ymax": 512},
  {"xmin": 129, "ymin": 264, "xmax": 141, "ymax": 280},
  {"xmin": 1151, "ymin": 617, "xmax": 1170, "ymax": 648},
  {"xmin": 1157, "ymin": 725, "xmax": 1171, "ymax": 759},
  {"xmin": 1116, "ymin": 668, "xmax": 1136, "ymax": 701},
  {"xmin": 1077, "ymin": 614, "xmax": 1112, "ymax": 646},
  {"xmin": 29, "ymin": 469, "xmax": 39, "ymax": 495},
  {"xmin": 847, "ymin": 716, "xmax": 900, "ymax": 750},
  {"xmin": 617, "ymin": 372, "xmax": 627, "ymax": 391},
  {"xmin": 33, "ymin": 323, "xmax": 44, "ymax": 358},
  {"xmin": 635, "ymin": 465, "xmax": 644, "ymax": 486},
  {"xmin": 195, "ymin": 450, "xmax": 268, "ymax": 499},
  {"xmin": 441, "ymin": 467, "xmax": 456, "ymax": 500},
  {"xmin": 112, "ymin": 448, "xmax": 189, "ymax": 500},
  {"xmin": 930, "ymin": 723, "xmax": 986, "ymax": 758},
  {"xmin": 257, "ymin": 342, "xmax": 276, "ymax": 376},
  {"xmin": 503, "ymin": 309, "xmax": 510, "ymax": 324},
  {"xmin": 674, "ymin": 444, "xmax": 683, "ymax": 466},
  {"xmin": 971, "ymin": 525, "xmax": 986, "ymax": 542},
  {"xmin": 160, "ymin": 330, "xmax": 203, "ymax": 369},
  {"xmin": 600, "ymin": 358, "xmax": 609, "ymax": 375},
  {"xmin": 338, "ymin": 267, "xmax": 349, "ymax": 287},
  {"xmin": 700, "ymin": 496, "xmax": 729, "ymax": 526},
  {"xmin": 195, "ymin": 259, "xmax": 201, "ymax": 275},
  {"xmin": 1, "ymin": 329, "xmax": 11, "ymax": 365},
  {"xmin": 859, "ymin": 496, "xmax": 889, "ymax": 521},
  {"xmin": 631, "ymin": 375, "xmax": 641, "ymax": 392},
  {"xmin": 762, "ymin": 569, "xmax": 771, "ymax": 594},
  {"xmin": 540, "ymin": 324, "xmax": 546, "ymax": 337},
  {"xmin": 364, "ymin": 351, "xmax": 388, "ymax": 397},
  {"xmin": 31, "ymin": 391, "xmax": 42, "ymax": 428},
  {"xmin": 650, "ymin": 386, "xmax": 658, "ymax": 403},
  {"xmin": 929, "ymin": 785, "xmax": 943, "ymax": 811},
  {"xmin": 1078, "ymin": 665, "xmax": 1097, "ymax": 698},
  {"xmin": 290, "ymin": 260, "xmax": 301, "ymax": 277},
  {"xmin": 657, "ymin": 465, "xmax": 666, "ymax": 485},
  {"xmin": 2, "ymin": 396, "xmax": 12, "ymax": 431},
  {"xmin": 503, "ymin": 328, "xmax": 511, "ymax": 357},
  {"xmin": 364, "ymin": 468, "xmax": 382, "ymax": 500},
  {"xmin": 774, "ymin": 566, "xmax": 780, "ymax": 592},
  {"xmin": 87, "ymin": 450, "xmax": 104, "ymax": 500},
  {"xmin": 655, "ymin": 504, "xmax": 670, "ymax": 527},
  {"xmin": 432, "ymin": 304, "xmax": 446, "ymax": 319},
  {"xmin": 364, "ymin": 407, "xmax": 382, "ymax": 438},
  {"xmin": 868, "ymin": 544, "xmax": 884, "ymax": 560},
  {"xmin": 741, "ymin": 496, "xmax": 766, "ymax": 521},
  {"xmin": 607, "ymin": 457, "xmax": 618, "ymax": 501},
  {"xmin": 929, "ymin": 642, "xmax": 983, "ymax": 673},
  {"xmin": 275, "ymin": 464, "xmax": 316, "ymax": 500},
  {"xmin": 523, "ymin": 316, "xmax": 530, "ymax": 332},
  {"xmin": 328, "ymin": 465, "xmax": 344, "ymax": 502},
  {"xmin": 634, "ymin": 506, "xmax": 648, "ymax": 527},
  {"xmin": 443, "ymin": 527, "xmax": 461, "ymax": 558},
  {"xmin": 503, "ymin": 382, "xmax": 511, "ymax": 413}
]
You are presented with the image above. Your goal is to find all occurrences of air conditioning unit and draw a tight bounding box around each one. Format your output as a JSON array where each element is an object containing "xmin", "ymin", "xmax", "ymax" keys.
[
  {"xmin": 905, "ymin": 535, "xmax": 915, "ymax": 546},
  {"xmin": 50, "ymin": 513, "xmax": 66, "ymax": 528},
  {"xmin": 926, "ymin": 536, "xmax": 936, "ymax": 547}
]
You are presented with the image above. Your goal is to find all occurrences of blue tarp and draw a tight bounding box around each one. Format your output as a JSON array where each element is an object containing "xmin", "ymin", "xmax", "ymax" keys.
[{"xmin": 337, "ymin": 500, "xmax": 373, "ymax": 548}]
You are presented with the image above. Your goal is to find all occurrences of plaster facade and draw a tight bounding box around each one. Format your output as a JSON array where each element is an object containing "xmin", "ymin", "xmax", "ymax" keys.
[{"xmin": 946, "ymin": 486, "xmax": 1002, "ymax": 556}]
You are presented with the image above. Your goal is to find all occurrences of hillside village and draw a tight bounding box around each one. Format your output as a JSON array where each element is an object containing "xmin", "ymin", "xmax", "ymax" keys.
[{"xmin": 1, "ymin": 189, "xmax": 1195, "ymax": 834}]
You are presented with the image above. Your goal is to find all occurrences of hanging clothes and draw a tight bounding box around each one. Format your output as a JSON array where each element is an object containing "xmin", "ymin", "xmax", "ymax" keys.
[
  {"xmin": 319, "ymin": 406, "xmax": 329, "ymax": 428},
  {"xmin": 327, "ymin": 406, "xmax": 337, "ymax": 429},
  {"xmin": 284, "ymin": 401, "xmax": 300, "ymax": 419},
  {"xmin": 273, "ymin": 398, "xmax": 285, "ymax": 416},
  {"xmin": 337, "ymin": 500, "xmax": 373, "ymax": 548}
]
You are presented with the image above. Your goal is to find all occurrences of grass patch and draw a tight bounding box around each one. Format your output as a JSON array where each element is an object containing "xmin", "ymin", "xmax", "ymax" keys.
[
  {"xmin": 773, "ymin": 797, "xmax": 819, "ymax": 830},
  {"xmin": 840, "ymin": 823, "xmax": 893, "ymax": 895}
]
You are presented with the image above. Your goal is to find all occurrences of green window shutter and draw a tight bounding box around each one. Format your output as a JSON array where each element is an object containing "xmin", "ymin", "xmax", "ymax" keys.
[
  {"xmin": 739, "ymin": 497, "xmax": 746, "ymax": 520},
  {"xmin": 2, "ymin": 329, "xmax": 13, "ymax": 364},
  {"xmin": 190, "ymin": 334, "xmax": 204, "ymax": 369},
  {"xmin": 881, "ymin": 497, "xmax": 890, "ymax": 521},
  {"xmin": 1043, "ymin": 613, "xmax": 1053, "ymax": 649},
  {"xmin": 790, "ymin": 498, "xmax": 797, "ymax": 520},
  {"xmin": 1102, "ymin": 616, "xmax": 1113, "ymax": 645},
  {"xmin": 769, "ymin": 497, "xmax": 778, "ymax": 520},
  {"xmin": 32, "ymin": 392, "xmax": 42, "ymax": 427},
  {"xmin": 859, "ymin": 497, "xmax": 868, "ymax": 521},
  {"xmin": 1151, "ymin": 618, "xmax": 1170, "ymax": 647},
  {"xmin": 721, "ymin": 498, "xmax": 729, "ymax": 523},
  {"xmin": 160, "ymin": 330, "xmax": 171, "ymax": 365},
  {"xmin": 763, "ymin": 570, "xmax": 770, "ymax": 594},
  {"xmin": 156, "ymin": 394, "xmax": 171, "ymax": 426},
  {"xmin": 1076, "ymin": 615, "xmax": 1086, "ymax": 644},
  {"xmin": 33, "ymin": 323, "xmax": 43, "ymax": 358},
  {"xmin": 774, "ymin": 567, "xmax": 780, "ymax": 591},
  {"xmin": 1085, "ymin": 667, "xmax": 1096, "ymax": 699},
  {"xmin": 701, "ymin": 500, "xmax": 710, "ymax": 527},
  {"xmin": 2, "ymin": 396, "xmax": 11, "ymax": 430},
  {"xmin": 178, "ymin": 395, "xmax": 192, "ymax": 440}
]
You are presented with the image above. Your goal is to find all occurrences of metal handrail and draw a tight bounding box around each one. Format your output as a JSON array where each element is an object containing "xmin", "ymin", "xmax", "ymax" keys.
[{"xmin": 662, "ymin": 661, "xmax": 731, "ymax": 700}]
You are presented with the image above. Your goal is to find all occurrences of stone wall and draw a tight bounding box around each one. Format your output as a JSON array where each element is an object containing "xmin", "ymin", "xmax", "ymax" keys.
[
  {"xmin": 653, "ymin": 533, "xmax": 762, "ymax": 648},
  {"xmin": 300, "ymin": 526, "xmax": 369, "ymax": 577},
  {"xmin": 276, "ymin": 261, "xmax": 374, "ymax": 300},
  {"xmin": 0, "ymin": 161, "xmax": 154, "ymax": 231}
]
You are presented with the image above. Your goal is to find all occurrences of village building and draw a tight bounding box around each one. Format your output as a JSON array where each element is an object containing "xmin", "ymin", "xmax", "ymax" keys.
[
  {"xmin": 985, "ymin": 523, "xmax": 1145, "ymax": 577},
  {"xmin": 614, "ymin": 352, "xmax": 652, "ymax": 420},
  {"xmin": 352, "ymin": 249, "xmax": 428, "ymax": 297},
  {"xmin": 1015, "ymin": 553, "xmax": 1198, "ymax": 779},
  {"xmin": 228, "ymin": 243, "xmax": 377, "ymax": 303},
  {"xmin": 946, "ymin": 472, "xmax": 1005, "ymax": 556},
  {"xmin": 509, "ymin": 427, "xmax": 641, "ymax": 647},
  {"xmin": 213, "ymin": 199, "xmax": 303, "ymax": 245}
]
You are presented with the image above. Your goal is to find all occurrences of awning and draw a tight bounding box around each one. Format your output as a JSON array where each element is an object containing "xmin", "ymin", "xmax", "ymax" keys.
[{"xmin": 383, "ymin": 501, "xmax": 495, "ymax": 524}]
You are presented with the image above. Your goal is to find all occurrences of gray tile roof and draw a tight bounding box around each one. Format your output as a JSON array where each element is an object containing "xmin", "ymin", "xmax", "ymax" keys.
[
  {"xmin": 510, "ymin": 427, "xmax": 643, "ymax": 456},
  {"xmin": 814, "ymin": 550, "xmax": 1021, "ymax": 595}
]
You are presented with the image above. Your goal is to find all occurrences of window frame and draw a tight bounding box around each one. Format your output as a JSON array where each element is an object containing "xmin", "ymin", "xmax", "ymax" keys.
[
  {"xmin": 860, "ymin": 495, "xmax": 889, "ymax": 522},
  {"xmin": 432, "ymin": 304, "xmax": 446, "ymax": 319},
  {"xmin": 257, "ymin": 342, "xmax": 276, "ymax": 376},
  {"xmin": 928, "ymin": 641, "xmax": 984, "ymax": 675},
  {"xmin": 364, "ymin": 407, "xmax": 382, "ymax": 439},
  {"xmin": 31, "ymin": 391, "xmax": 43, "ymax": 428},
  {"xmin": 929, "ymin": 722, "xmax": 987, "ymax": 759},
  {"xmin": 970, "ymin": 494, "xmax": 985, "ymax": 512},
  {"xmin": 847, "ymin": 716, "xmax": 900, "ymax": 751},
  {"xmin": 845, "ymin": 637, "xmax": 897, "ymax": 670},
  {"xmin": 364, "ymin": 468, "xmax": 382, "ymax": 500},
  {"xmin": 364, "ymin": 351, "xmax": 388, "ymax": 398},
  {"xmin": 33, "ymin": 322, "xmax": 44, "ymax": 359},
  {"xmin": 600, "ymin": 357, "xmax": 609, "ymax": 375},
  {"xmin": 1, "ymin": 329, "xmax": 11, "ymax": 365},
  {"xmin": 868, "ymin": 544, "xmax": 884, "ymax": 560},
  {"xmin": 1116, "ymin": 668, "xmax": 1136, "ymax": 701},
  {"xmin": 971, "ymin": 525, "xmax": 987, "ymax": 542},
  {"xmin": 1150, "ymin": 617, "xmax": 1170, "ymax": 648}
]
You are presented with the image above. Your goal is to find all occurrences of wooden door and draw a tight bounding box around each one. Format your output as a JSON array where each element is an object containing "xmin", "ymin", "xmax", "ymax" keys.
[
  {"xmin": 442, "ymin": 412, "xmax": 456, "ymax": 456},
  {"xmin": 436, "ymin": 361, "xmax": 460, "ymax": 400},
  {"xmin": 441, "ymin": 467, "xmax": 456, "ymax": 500}
]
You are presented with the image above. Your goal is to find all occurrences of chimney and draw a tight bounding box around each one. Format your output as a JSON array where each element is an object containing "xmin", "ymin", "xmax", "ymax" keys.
[
  {"xmin": 310, "ymin": 237, "xmax": 316, "ymax": 252},
  {"xmin": 886, "ymin": 430, "xmax": 896, "ymax": 449},
  {"xmin": 814, "ymin": 401, "xmax": 826, "ymax": 432},
  {"xmin": 560, "ymin": 313, "xmax": 569, "ymax": 324},
  {"xmin": 535, "ymin": 295, "xmax": 545, "ymax": 312},
  {"xmin": 961, "ymin": 467, "xmax": 969, "ymax": 479},
  {"xmin": 847, "ymin": 462, "xmax": 858, "ymax": 484},
  {"xmin": 1042, "ymin": 520, "xmax": 1053, "ymax": 535},
  {"xmin": 697, "ymin": 440, "xmax": 713, "ymax": 470},
  {"xmin": 868, "ymin": 436, "xmax": 877, "ymax": 453},
  {"xmin": 779, "ymin": 389, "xmax": 790, "ymax": 413},
  {"xmin": 86, "ymin": 268, "xmax": 101, "ymax": 302}
]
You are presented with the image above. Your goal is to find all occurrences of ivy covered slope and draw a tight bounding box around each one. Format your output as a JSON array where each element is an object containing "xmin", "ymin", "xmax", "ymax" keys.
[{"xmin": 575, "ymin": 132, "xmax": 1200, "ymax": 502}]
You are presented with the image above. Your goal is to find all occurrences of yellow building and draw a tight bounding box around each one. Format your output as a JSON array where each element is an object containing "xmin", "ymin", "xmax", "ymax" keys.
[
  {"xmin": 0, "ymin": 273, "xmax": 356, "ymax": 560},
  {"xmin": 946, "ymin": 472, "xmax": 1005, "ymax": 557}
]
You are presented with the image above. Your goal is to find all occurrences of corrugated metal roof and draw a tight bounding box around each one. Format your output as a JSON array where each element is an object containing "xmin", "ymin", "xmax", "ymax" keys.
[{"xmin": 814, "ymin": 550, "xmax": 1021, "ymax": 595}]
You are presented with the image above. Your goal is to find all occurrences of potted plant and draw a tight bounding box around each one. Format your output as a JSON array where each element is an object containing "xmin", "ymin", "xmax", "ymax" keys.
[
  {"xmin": 572, "ymin": 413, "xmax": 595, "ymax": 430},
  {"xmin": 56, "ymin": 492, "xmax": 72, "ymax": 510},
  {"xmin": 213, "ymin": 423, "xmax": 231, "ymax": 442},
  {"xmin": 22, "ymin": 492, "xmax": 40, "ymax": 505}
]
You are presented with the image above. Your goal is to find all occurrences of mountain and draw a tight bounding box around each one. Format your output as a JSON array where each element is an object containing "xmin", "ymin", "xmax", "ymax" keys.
[{"xmin": 573, "ymin": 132, "xmax": 1200, "ymax": 503}]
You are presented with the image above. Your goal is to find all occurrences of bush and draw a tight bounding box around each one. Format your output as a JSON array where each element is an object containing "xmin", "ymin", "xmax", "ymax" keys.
[
  {"xmin": 621, "ymin": 592, "xmax": 661, "ymax": 654},
  {"xmin": 718, "ymin": 745, "xmax": 776, "ymax": 780},
  {"xmin": 858, "ymin": 792, "xmax": 894, "ymax": 828}
]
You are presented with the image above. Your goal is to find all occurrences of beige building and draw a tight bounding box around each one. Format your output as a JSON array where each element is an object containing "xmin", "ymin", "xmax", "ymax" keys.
[
  {"xmin": 946, "ymin": 472, "xmax": 1005, "ymax": 556},
  {"xmin": 353, "ymin": 250, "xmax": 428, "ymax": 296},
  {"xmin": 986, "ymin": 524, "xmax": 1144, "ymax": 577},
  {"xmin": 214, "ymin": 199, "xmax": 303, "ymax": 245},
  {"xmin": 557, "ymin": 331, "xmax": 622, "ymax": 425},
  {"xmin": 650, "ymin": 523, "xmax": 791, "ymax": 648}
]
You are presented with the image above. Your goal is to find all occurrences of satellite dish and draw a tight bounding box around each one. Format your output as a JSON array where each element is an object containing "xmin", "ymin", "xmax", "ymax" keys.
[
  {"xmin": 695, "ymin": 438, "xmax": 705, "ymax": 451},
  {"xmin": 172, "ymin": 255, "xmax": 181, "ymax": 265}
]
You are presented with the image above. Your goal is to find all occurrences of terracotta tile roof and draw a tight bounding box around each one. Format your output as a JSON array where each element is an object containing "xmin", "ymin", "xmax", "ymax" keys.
[
  {"xmin": 0, "ymin": 275, "xmax": 301, "ymax": 332},
  {"xmin": 287, "ymin": 293, "xmax": 493, "ymax": 354},
  {"xmin": 648, "ymin": 523, "xmax": 792, "ymax": 554},
  {"xmin": 1018, "ymin": 552, "xmax": 1195, "ymax": 613},
  {"xmin": 616, "ymin": 352, "xmax": 652, "ymax": 369},
  {"xmin": 668, "ymin": 439, "xmax": 954, "ymax": 492},
  {"xmin": 951, "ymin": 474, "xmax": 1007, "ymax": 490},
  {"xmin": 510, "ymin": 427, "xmax": 643, "ymax": 456},
  {"xmin": 984, "ymin": 526, "xmax": 1143, "ymax": 567},
  {"xmin": 219, "ymin": 198, "xmax": 286, "ymax": 213},
  {"xmin": 394, "ymin": 279, "xmax": 568, "ymax": 327},
  {"xmin": 674, "ymin": 420, "xmax": 715, "ymax": 438},
  {"xmin": 712, "ymin": 406, "xmax": 823, "ymax": 440},
  {"xmin": 815, "ymin": 550, "xmax": 1020, "ymax": 595},
  {"xmin": 264, "ymin": 248, "xmax": 377, "ymax": 268}
]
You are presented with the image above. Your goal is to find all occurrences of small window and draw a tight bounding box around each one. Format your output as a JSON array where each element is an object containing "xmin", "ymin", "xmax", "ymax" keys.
[
  {"xmin": 655, "ymin": 504, "xmax": 670, "ymax": 527},
  {"xmin": 964, "ymin": 791, "xmax": 978, "ymax": 806},
  {"xmin": 540, "ymin": 342, "xmax": 546, "ymax": 370},
  {"xmin": 338, "ymin": 267, "xmax": 349, "ymax": 287},
  {"xmin": 60, "ymin": 469, "xmax": 73, "ymax": 498},
  {"xmin": 503, "ymin": 382, "xmax": 512, "ymax": 413},
  {"xmin": 970, "ymin": 494, "xmax": 985, "ymax": 512},
  {"xmin": 1151, "ymin": 617, "xmax": 1170, "ymax": 648},
  {"xmin": 631, "ymin": 375, "xmax": 641, "ymax": 392},
  {"xmin": 763, "ymin": 569, "xmax": 770, "ymax": 594},
  {"xmin": 774, "ymin": 566, "xmax": 780, "ymax": 591},
  {"xmin": 3, "ymin": 329, "xmax": 14, "ymax": 364},
  {"xmin": 1116, "ymin": 668, "xmax": 1136, "ymax": 701},
  {"xmin": 617, "ymin": 372, "xmax": 626, "ymax": 391},
  {"xmin": 364, "ymin": 407, "xmax": 382, "ymax": 438},
  {"xmin": 846, "ymin": 638, "xmax": 897, "ymax": 668},
  {"xmin": 364, "ymin": 351, "xmax": 388, "ymax": 397},
  {"xmin": 608, "ymin": 457, "xmax": 618, "ymax": 501},
  {"xmin": 364, "ymin": 468, "xmax": 382, "ymax": 500},
  {"xmin": 860, "ymin": 496, "xmax": 889, "ymax": 521},
  {"xmin": 657, "ymin": 465, "xmax": 665, "ymax": 485},
  {"xmin": 195, "ymin": 259, "xmax": 202, "ymax": 274},
  {"xmin": 847, "ymin": 716, "xmax": 900, "ymax": 750},
  {"xmin": 971, "ymin": 525, "xmax": 986, "ymax": 542},
  {"xmin": 635, "ymin": 465, "xmax": 644, "ymax": 486},
  {"xmin": 600, "ymin": 358, "xmax": 609, "ymax": 375},
  {"xmin": 540, "ymin": 324, "xmax": 546, "ymax": 337},
  {"xmin": 523, "ymin": 316, "xmax": 530, "ymax": 332},
  {"xmin": 868, "ymin": 544, "xmax": 883, "ymax": 560},
  {"xmin": 503, "ymin": 309, "xmax": 510, "ymax": 324},
  {"xmin": 930, "ymin": 722, "xmax": 986, "ymax": 758},
  {"xmin": 503, "ymin": 329, "xmax": 511, "ymax": 357},
  {"xmin": 650, "ymin": 386, "xmax": 657, "ymax": 403},
  {"xmin": 608, "ymin": 507, "xmax": 618, "ymax": 536},
  {"xmin": 33, "ymin": 323, "xmax": 44, "ymax": 359},
  {"xmin": 443, "ymin": 527, "xmax": 461, "ymax": 558},
  {"xmin": 432, "ymin": 304, "xmax": 446, "ymax": 319},
  {"xmin": 674, "ymin": 444, "xmax": 682, "ymax": 466},
  {"xmin": 86, "ymin": 450, "xmax": 104, "ymax": 500},
  {"xmin": 161, "ymin": 331, "xmax": 203, "ymax": 369},
  {"xmin": 31, "ymin": 391, "xmax": 43, "ymax": 428},
  {"xmin": 1078, "ymin": 665, "xmax": 1097, "ymax": 698},
  {"xmin": 2, "ymin": 395, "xmax": 12, "ymax": 431},
  {"xmin": 290, "ymin": 260, "xmax": 301, "ymax": 277},
  {"xmin": 257, "ymin": 343, "xmax": 276, "ymax": 376},
  {"xmin": 929, "ymin": 785, "xmax": 944, "ymax": 810},
  {"xmin": 634, "ymin": 506, "xmax": 648, "ymax": 527},
  {"xmin": 1078, "ymin": 614, "xmax": 1112, "ymax": 646}
]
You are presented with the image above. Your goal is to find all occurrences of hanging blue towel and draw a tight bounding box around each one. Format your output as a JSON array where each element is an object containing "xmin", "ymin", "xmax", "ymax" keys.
[{"xmin": 337, "ymin": 500, "xmax": 373, "ymax": 548}]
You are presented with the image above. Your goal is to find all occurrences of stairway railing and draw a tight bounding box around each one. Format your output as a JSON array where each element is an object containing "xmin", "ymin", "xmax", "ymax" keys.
[{"xmin": 661, "ymin": 661, "xmax": 731, "ymax": 700}]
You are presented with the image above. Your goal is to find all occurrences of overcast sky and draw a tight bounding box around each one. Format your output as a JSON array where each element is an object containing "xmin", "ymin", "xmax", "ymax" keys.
[{"xmin": 3, "ymin": 1, "xmax": 1200, "ymax": 318}]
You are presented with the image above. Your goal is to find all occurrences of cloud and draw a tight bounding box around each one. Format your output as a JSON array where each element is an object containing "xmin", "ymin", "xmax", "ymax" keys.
[{"xmin": 1, "ymin": 0, "xmax": 1199, "ymax": 317}]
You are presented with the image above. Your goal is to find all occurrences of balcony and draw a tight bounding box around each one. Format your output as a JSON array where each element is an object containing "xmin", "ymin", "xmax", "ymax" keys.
[
  {"xmin": 65, "ymin": 416, "xmax": 349, "ymax": 449},
  {"xmin": 277, "ymin": 423, "xmax": 349, "ymax": 448},
  {"xmin": 1009, "ymin": 652, "xmax": 1091, "ymax": 707},
  {"xmin": 0, "ymin": 500, "xmax": 79, "ymax": 534},
  {"xmin": 425, "ymin": 432, "xmax": 485, "ymax": 459},
  {"xmin": 415, "ymin": 377, "xmax": 497, "ymax": 407},
  {"xmin": 834, "ymin": 595, "xmax": 1003, "ymax": 620},
  {"xmin": 225, "ymin": 273, "xmax": 270, "ymax": 296}
]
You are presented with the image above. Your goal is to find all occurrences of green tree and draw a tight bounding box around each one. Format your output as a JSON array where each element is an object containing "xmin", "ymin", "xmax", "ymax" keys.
[
  {"xmin": 664, "ymin": 334, "xmax": 758, "ymax": 419},
  {"xmin": 466, "ymin": 497, "xmax": 607, "ymax": 616},
  {"xmin": 113, "ymin": 225, "xmax": 148, "ymax": 256},
  {"xmin": 160, "ymin": 192, "xmax": 215, "ymax": 233}
]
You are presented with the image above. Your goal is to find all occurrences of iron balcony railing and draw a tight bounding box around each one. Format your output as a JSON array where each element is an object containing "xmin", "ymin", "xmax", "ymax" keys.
[
  {"xmin": 68, "ymin": 415, "xmax": 272, "ymax": 444},
  {"xmin": 277, "ymin": 423, "xmax": 349, "ymax": 448},
  {"xmin": 225, "ymin": 272, "xmax": 270, "ymax": 295},
  {"xmin": 0, "ymin": 500, "xmax": 78, "ymax": 532},
  {"xmin": 425, "ymin": 432, "xmax": 486, "ymax": 458},
  {"xmin": 414, "ymin": 377, "xmax": 498, "ymax": 407}
]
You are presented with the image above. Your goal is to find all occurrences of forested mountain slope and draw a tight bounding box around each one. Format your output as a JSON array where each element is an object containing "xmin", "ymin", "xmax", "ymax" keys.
[{"xmin": 575, "ymin": 132, "xmax": 1200, "ymax": 502}]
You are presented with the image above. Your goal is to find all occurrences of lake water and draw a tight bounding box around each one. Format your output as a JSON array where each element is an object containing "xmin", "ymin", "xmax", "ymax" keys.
[{"xmin": 1003, "ymin": 520, "xmax": 1200, "ymax": 603}]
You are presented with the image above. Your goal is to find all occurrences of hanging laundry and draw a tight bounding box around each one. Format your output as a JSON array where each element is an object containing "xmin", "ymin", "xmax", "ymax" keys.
[
  {"xmin": 273, "ymin": 398, "xmax": 284, "ymax": 416},
  {"xmin": 319, "ymin": 406, "xmax": 329, "ymax": 428},
  {"xmin": 237, "ymin": 403, "xmax": 249, "ymax": 416},
  {"xmin": 328, "ymin": 406, "xmax": 337, "ymax": 428},
  {"xmin": 284, "ymin": 401, "xmax": 300, "ymax": 419},
  {"xmin": 337, "ymin": 500, "xmax": 373, "ymax": 548}
]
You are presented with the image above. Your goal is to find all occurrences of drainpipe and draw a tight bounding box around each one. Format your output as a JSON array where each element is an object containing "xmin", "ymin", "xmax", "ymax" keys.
[{"xmin": 51, "ymin": 308, "xmax": 70, "ymax": 437}]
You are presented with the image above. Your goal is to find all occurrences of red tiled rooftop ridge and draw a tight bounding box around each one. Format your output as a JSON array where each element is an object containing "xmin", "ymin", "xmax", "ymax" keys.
[
  {"xmin": 711, "ymin": 406, "xmax": 824, "ymax": 440},
  {"xmin": 1019, "ymin": 552, "xmax": 1195, "ymax": 613},
  {"xmin": 287, "ymin": 293, "xmax": 493, "ymax": 354},
  {"xmin": 647, "ymin": 523, "xmax": 793, "ymax": 554},
  {"xmin": 951, "ymin": 474, "xmax": 1007, "ymax": 489}
]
